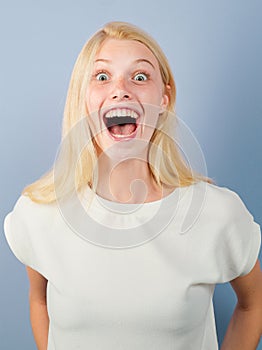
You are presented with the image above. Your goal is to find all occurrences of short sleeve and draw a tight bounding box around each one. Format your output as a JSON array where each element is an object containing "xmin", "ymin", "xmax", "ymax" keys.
[
  {"xmin": 221, "ymin": 190, "xmax": 261, "ymax": 280},
  {"xmin": 4, "ymin": 195, "xmax": 35, "ymax": 267},
  {"xmin": 4, "ymin": 195, "xmax": 60, "ymax": 282},
  {"xmin": 190, "ymin": 183, "xmax": 262, "ymax": 284}
]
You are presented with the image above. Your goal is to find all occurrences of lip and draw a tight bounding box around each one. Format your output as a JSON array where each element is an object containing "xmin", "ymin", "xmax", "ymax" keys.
[
  {"xmin": 101, "ymin": 106, "xmax": 141, "ymax": 120},
  {"xmin": 101, "ymin": 106, "xmax": 142, "ymax": 142},
  {"xmin": 105, "ymin": 120, "xmax": 140, "ymax": 141}
]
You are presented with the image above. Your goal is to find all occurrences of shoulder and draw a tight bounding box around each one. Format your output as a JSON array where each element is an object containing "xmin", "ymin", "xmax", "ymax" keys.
[
  {"xmin": 180, "ymin": 180, "xmax": 258, "ymax": 237},
  {"xmin": 6, "ymin": 194, "xmax": 60, "ymax": 231},
  {"xmin": 13, "ymin": 194, "xmax": 58, "ymax": 214},
  {"xmin": 193, "ymin": 181, "xmax": 254, "ymax": 223}
]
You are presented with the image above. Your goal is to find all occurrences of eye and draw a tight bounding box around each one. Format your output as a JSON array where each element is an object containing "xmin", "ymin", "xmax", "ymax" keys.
[
  {"xmin": 134, "ymin": 72, "xmax": 148, "ymax": 81},
  {"xmin": 96, "ymin": 72, "xmax": 109, "ymax": 81}
]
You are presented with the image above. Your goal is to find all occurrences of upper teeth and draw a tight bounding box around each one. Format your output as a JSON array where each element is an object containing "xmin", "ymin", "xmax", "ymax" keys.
[{"xmin": 104, "ymin": 109, "xmax": 139, "ymax": 119}]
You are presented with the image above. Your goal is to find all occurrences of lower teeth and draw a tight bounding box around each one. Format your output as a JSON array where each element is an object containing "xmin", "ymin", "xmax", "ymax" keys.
[{"xmin": 111, "ymin": 133, "xmax": 132, "ymax": 138}]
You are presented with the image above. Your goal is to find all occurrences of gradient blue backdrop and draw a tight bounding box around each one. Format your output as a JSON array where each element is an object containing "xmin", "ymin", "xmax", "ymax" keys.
[{"xmin": 1, "ymin": 1, "xmax": 261, "ymax": 349}]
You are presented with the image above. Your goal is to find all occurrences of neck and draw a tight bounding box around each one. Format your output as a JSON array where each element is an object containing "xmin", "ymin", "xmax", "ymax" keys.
[{"xmin": 93, "ymin": 150, "xmax": 163, "ymax": 204}]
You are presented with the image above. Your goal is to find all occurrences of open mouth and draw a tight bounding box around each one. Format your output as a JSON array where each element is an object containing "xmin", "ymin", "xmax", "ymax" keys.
[{"xmin": 103, "ymin": 108, "xmax": 140, "ymax": 140}]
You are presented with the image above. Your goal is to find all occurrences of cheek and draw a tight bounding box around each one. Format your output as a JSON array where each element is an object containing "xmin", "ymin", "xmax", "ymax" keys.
[
  {"xmin": 86, "ymin": 91, "xmax": 98, "ymax": 114},
  {"xmin": 85, "ymin": 85, "xmax": 105, "ymax": 114},
  {"xmin": 142, "ymin": 85, "xmax": 164, "ymax": 104},
  {"xmin": 85, "ymin": 94, "xmax": 100, "ymax": 137}
]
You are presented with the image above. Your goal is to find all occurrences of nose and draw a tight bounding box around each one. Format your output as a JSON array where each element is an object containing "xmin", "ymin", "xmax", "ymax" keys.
[{"xmin": 110, "ymin": 78, "xmax": 132, "ymax": 101}]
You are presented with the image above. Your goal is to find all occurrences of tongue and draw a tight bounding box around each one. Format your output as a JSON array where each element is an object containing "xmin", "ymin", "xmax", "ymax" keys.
[{"xmin": 109, "ymin": 123, "xmax": 136, "ymax": 135}]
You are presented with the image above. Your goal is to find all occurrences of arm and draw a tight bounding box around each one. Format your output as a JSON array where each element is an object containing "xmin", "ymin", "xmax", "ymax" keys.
[
  {"xmin": 221, "ymin": 259, "xmax": 262, "ymax": 350},
  {"xmin": 26, "ymin": 266, "xmax": 49, "ymax": 350}
]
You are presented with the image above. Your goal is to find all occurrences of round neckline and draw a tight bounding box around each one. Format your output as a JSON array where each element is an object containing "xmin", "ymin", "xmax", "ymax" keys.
[
  {"xmin": 79, "ymin": 182, "xmax": 196, "ymax": 213},
  {"xmin": 63, "ymin": 181, "xmax": 203, "ymax": 248}
]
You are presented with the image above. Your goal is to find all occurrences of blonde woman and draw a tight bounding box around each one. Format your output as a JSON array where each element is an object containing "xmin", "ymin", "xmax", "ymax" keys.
[{"xmin": 4, "ymin": 21, "xmax": 262, "ymax": 350}]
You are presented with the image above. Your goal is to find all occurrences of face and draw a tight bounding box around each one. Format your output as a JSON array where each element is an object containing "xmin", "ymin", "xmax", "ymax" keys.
[{"xmin": 85, "ymin": 38, "xmax": 169, "ymax": 160}]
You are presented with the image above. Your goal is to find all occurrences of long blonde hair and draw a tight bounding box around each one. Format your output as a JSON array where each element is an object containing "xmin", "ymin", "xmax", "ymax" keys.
[{"xmin": 22, "ymin": 21, "xmax": 214, "ymax": 204}]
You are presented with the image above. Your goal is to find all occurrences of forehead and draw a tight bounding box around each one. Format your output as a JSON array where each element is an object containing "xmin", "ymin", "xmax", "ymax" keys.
[{"xmin": 95, "ymin": 38, "xmax": 159, "ymax": 67}]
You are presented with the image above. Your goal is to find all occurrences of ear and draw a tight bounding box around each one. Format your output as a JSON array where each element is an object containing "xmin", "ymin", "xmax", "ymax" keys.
[{"xmin": 160, "ymin": 84, "xmax": 170, "ymax": 113}]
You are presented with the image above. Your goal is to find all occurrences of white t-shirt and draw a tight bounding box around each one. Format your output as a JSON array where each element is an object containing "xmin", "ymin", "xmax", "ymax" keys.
[{"xmin": 4, "ymin": 181, "xmax": 261, "ymax": 350}]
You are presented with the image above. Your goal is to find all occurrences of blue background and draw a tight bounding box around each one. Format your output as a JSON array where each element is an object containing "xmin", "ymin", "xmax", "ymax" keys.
[{"xmin": 1, "ymin": 0, "xmax": 261, "ymax": 348}]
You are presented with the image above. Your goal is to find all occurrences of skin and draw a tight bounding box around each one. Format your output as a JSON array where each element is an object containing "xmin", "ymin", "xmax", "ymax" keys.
[
  {"xmin": 26, "ymin": 39, "xmax": 262, "ymax": 349},
  {"xmin": 26, "ymin": 266, "xmax": 49, "ymax": 350},
  {"xmin": 221, "ymin": 260, "xmax": 262, "ymax": 349},
  {"xmin": 85, "ymin": 38, "xmax": 171, "ymax": 204}
]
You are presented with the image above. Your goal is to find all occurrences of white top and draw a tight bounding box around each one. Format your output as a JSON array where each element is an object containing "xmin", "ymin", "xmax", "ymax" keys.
[{"xmin": 4, "ymin": 181, "xmax": 261, "ymax": 350}]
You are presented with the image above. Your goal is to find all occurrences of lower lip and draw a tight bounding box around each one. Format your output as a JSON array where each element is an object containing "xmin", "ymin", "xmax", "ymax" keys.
[{"xmin": 105, "ymin": 120, "xmax": 140, "ymax": 142}]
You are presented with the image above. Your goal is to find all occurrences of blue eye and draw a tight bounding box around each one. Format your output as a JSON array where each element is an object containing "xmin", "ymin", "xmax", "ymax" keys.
[
  {"xmin": 96, "ymin": 72, "xmax": 109, "ymax": 81},
  {"xmin": 134, "ymin": 73, "xmax": 148, "ymax": 81}
]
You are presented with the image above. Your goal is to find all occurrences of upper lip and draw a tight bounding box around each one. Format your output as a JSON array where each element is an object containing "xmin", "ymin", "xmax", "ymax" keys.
[{"xmin": 101, "ymin": 105, "xmax": 142, "ymax": 120}]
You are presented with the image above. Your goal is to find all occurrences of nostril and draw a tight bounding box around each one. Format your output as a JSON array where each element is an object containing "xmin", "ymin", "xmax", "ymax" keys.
[{"xmin": 112, "ymin": 94, "xmax": 130, "ymax": 100}]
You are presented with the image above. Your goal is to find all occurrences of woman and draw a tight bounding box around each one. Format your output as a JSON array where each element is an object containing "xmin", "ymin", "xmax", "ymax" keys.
[{"xmin": 4, "ymin": 21, "xmax": 262, "ymax": 350}]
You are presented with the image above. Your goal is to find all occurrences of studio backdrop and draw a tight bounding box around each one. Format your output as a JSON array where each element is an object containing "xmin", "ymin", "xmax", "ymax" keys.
[{"xmin": 1, "ymin": 1, "xmax": 261, "ymax": 349}]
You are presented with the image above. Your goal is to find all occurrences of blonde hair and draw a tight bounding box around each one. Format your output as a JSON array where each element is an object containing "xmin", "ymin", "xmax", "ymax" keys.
[{"xmin": 22, "ymin": 21, "xmax": 214, "ymax": 204}]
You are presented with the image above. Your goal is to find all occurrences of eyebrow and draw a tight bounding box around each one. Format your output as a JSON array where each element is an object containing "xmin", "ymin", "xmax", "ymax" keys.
[
  {"xmin": 94, "ymin": 58, "xmax": 155, "ymax": 69},
  {"xmin": 134, "ymin": 59, "xmax": 155, "ymax": 69}
]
